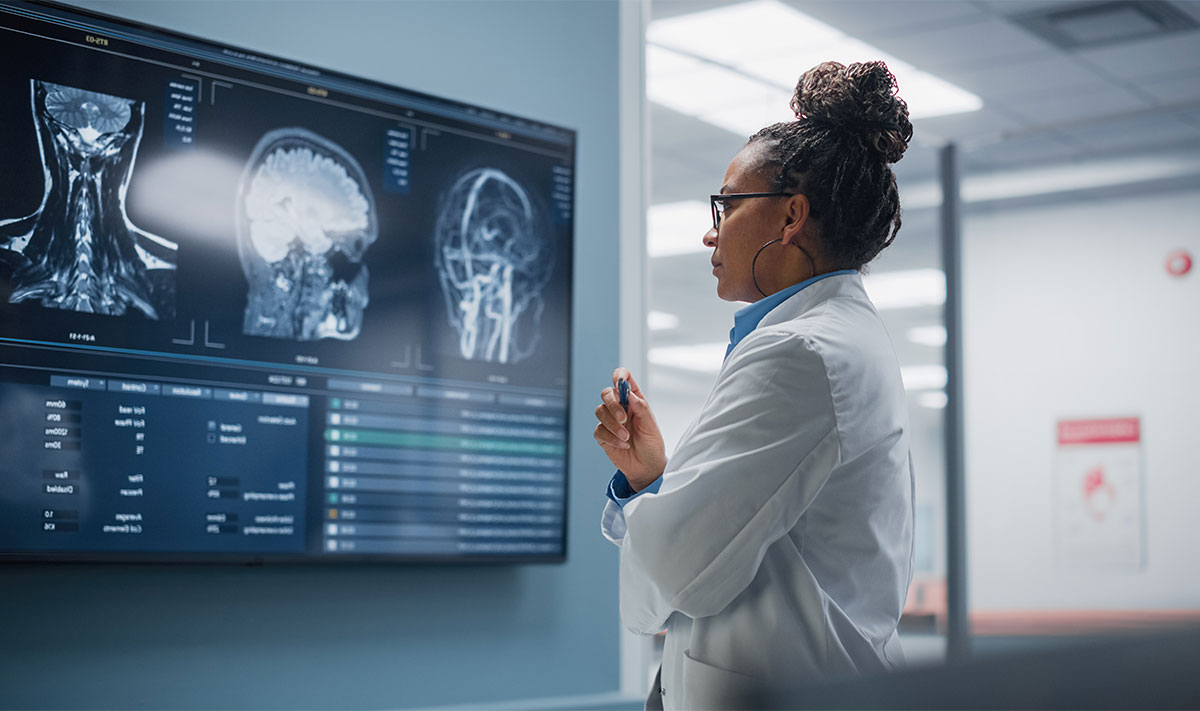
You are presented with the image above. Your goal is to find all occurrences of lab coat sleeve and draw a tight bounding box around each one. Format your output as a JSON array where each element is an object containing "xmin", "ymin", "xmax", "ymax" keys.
[
  {"xmin": 602, "ymin": 472, "xmax": 664, "ymax": 544},
  {"xmin": 614, "ymin": 329, "xmax": 840, "ymax": 634}
]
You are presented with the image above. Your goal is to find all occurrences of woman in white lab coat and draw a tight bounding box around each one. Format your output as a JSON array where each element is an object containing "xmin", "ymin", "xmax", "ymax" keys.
[{"xmin": 594, "ymin": 61, "xmax": 916, "ymax": 710}]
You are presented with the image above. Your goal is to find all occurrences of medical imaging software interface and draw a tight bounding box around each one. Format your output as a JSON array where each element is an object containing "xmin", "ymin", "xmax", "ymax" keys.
[{"xmin": 0, "ymin": 2, "xmax": 575, "ymax": 561}]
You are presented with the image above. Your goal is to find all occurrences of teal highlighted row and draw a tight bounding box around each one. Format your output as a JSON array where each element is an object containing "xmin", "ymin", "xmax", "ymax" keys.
[{"xmin": 324, "ymin": 428, "xmax": 564, "ymax": 456}]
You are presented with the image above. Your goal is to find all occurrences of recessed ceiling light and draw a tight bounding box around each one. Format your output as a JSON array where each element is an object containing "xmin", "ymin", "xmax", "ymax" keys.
[
  {"xmin": 901, "ymin": 365, "xmax": 948, "ymax": 391},
  {"xmin": 917, "ymin": 391, "xmax": 948, "ymax": 409},
  {"xmin": 1056, "ymin": 4, "xmax": 1162, "ymax": 44},
  {"xmin": 648, "ymin": 342, "xmax": 728, "ymax": 373},
  {"xmin": 646, "ymin": 46, "xmax": 772, "ymax": 118},
  {"xmin": 648, "ymin": 311, "xmax": 681, "ymax": 330},
  {"xmin": 862, "ymin": 269, "xmax": 946, "ymax": 310},
  {"xmin": 1015, "ymin": 0, "xmax": 1198, "ymax": 49},
  {"xmin": 648, "ymin": 200, "xmax": 710, "ymax": 257},
  {"xmin": 907, "ymin": 325, "xmax": 947, "ymax": 347}
]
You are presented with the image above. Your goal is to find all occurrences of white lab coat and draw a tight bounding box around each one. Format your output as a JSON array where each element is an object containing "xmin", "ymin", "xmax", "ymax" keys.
[{"xmin": 602, "ymin": 273, "xmax": 914, "ymax": 710}]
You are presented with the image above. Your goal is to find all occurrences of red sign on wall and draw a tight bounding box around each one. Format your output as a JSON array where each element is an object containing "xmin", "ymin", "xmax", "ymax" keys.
[
  {"xmin": 1058, "ymin": 417, "xmax": 1140, "ymax": 445},
  {"xmin": 1055, "ymin": 416, "xmax": 1144, "ymax": 570}
]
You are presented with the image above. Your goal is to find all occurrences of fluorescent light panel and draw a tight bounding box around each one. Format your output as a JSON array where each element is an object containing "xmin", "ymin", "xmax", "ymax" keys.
[
  {"xmin": 917, "ymin": 391, "xmax": 948, "ymax": 409},
  {"xmin": 649, "ymin": 342, "xmax": 728, "ymax": 373},
  {"xmin": 862, "ymin": 269, "xmax": 946, "ymax": 310},
  {"xmin": 648, "ymin": 311, "xmax": 681, "ymax": 330},
  {"xmin": 647, "ymin": 0, "xmax": 982, "ymax": 138},
  {"xmin": 907, "ymin": 325, "xmax": 947, "ymax": 347},
  {"xmin": 901, "ymin": 365, "xmax": 948, "ymax": 391},
  {"xmin": 648, "ymin": 200, "xmax": 710, "ymax": 257},
  {"xmin": 646, "ymin": 46, "xmax": 793, "ymax": 136}
]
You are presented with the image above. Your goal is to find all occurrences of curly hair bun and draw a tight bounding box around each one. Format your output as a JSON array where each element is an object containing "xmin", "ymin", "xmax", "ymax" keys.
[{"xmin": 789, "ymin": 61, "xmax": 913, "ymax": 164}]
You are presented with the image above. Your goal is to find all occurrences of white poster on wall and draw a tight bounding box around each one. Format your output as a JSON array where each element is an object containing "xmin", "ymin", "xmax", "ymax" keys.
[{"xmin": 1055, "ymin": 417, "xmax": 1144, "ymax": 571}]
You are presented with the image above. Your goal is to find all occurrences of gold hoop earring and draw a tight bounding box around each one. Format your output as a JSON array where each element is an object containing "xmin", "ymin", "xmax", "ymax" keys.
[{"xmin": 752, "ymin": 239, "xmax": 815, "ymax": 297}]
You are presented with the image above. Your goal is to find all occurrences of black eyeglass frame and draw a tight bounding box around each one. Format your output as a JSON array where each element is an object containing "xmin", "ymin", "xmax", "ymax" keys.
[{"xmin": 710, "ymin": 192, "xmax": 797, "ymax": 231}]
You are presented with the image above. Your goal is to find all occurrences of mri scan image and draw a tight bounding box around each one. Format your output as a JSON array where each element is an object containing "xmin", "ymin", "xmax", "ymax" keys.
[
  {"xmin": 0, "ymin": 80, "xmax": 178, "ymax": 318},
  {"xmin": 237, "ymin": 128, "xmax": 377, "ymax": 341},
  {"xmin": 434, "ymin": 168, "xmax": 552, "ymax": 364}
]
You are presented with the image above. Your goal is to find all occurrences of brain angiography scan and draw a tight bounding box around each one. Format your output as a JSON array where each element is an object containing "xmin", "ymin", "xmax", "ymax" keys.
[
  {"xmin": 237, "ymin": 128, "xmax": 377, "ymax": 341},
  {"xmin": 434, "ymin": 168, "xmax": 552, "ymax": 364},
  {"xmin": 0, "ymin": 80, "xmax": 178, "ymax": 319}
]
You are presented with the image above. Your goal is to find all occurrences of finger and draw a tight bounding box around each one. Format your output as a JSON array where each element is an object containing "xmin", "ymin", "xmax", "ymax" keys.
[
  {"xmin": 594, "ymin": 399, "xmax": 629, "ymax": 441},
  {"xmin": 613, "ymin": 367, "xmax": 646, "ymax": 399},
  {"xmin": 630, "ymin": 392, "xmax": 661, "ymax": 432},
  {"xmin": 627, "ymin": 390, "xmax": 651, "ymax": 421},
  {"xmin": 600, "ymin": 387, "xmax": 628, "ymax": 425},
  {"xmin": 594, "ymin": 423, "xmax": 630, "ymax": 449}
]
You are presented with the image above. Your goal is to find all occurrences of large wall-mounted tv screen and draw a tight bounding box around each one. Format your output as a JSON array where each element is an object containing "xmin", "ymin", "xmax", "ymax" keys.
[{"xmin": 0, "ymin": 1, "xmax": 574, "ymax": 563}]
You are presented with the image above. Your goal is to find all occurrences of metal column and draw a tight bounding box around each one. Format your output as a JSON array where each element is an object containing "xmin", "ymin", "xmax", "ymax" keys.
[{"xmin": 939, "ymin": 142, "xmax": 970, "ymax": 661}]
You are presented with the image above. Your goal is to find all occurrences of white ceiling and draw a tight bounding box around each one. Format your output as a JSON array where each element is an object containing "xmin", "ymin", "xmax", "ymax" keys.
[
  {"xmin": 651, "ymin": 0, "xmax": 1200, "ymax": 195},
  {"xmin": 644, "ymin": 0, "xmax": 1200, "ymax": 434}
]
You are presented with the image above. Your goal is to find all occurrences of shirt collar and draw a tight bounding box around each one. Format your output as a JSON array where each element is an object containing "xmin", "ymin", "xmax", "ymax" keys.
[{"xmin": 726, "ymin": 269, "xmax": 857, "ymax": 359}]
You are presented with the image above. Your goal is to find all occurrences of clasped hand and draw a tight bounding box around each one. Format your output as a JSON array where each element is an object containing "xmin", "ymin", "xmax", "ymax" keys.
[{"xmin": 593, "ymin": 367, "xmax": 667, "ymax": 493}]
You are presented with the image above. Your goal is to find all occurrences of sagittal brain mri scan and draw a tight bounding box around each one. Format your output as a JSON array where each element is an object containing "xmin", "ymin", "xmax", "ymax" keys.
[
  {"xmin": 0, "ymin": 80, "xmax": 178, "ymax": 318},
  {"xmin": 237, "ymin": 128, "xmax": 377, "ymax": 341},
  {"xmin": 434, "ymin": 168, "xmax": 552, "ymax": 364}
]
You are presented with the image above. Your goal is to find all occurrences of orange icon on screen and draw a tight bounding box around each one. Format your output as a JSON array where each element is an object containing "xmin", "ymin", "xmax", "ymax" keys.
[
  {"xmin": 329, "ymin": 509, "xmax": 339, "ymax": 519},
  {"xmin": 1082, "ymin": 466, "xmax": 1116, "ymax": 522}
]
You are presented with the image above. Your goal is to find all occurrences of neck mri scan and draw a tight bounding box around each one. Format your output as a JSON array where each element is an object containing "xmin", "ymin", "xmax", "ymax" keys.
[{"xmin": 0, "ymin": 80, "xmax": 178, "ymax": 319}]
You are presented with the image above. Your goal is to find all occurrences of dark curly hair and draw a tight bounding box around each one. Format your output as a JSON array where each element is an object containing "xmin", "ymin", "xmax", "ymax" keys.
[{"xmin": 748, "ymin": 61, "xmax": 913, "ymax": 270}]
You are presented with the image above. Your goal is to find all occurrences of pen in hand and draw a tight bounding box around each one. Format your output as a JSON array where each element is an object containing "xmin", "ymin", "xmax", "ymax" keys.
[{"xmin": 594, "ymin": 369, "xmax": 667, "ymax": 491}]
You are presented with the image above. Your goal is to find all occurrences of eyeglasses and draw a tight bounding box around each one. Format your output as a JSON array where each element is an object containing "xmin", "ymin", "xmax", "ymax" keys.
[{"xmin": 710, "ymin": 192, "xmax": 797, "ymax": 232}]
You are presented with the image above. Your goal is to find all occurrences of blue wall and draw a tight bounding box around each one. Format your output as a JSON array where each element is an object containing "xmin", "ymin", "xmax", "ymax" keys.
[{"xmin": 0, "ymin": 2, "xmax": 622, "ymax": 708}]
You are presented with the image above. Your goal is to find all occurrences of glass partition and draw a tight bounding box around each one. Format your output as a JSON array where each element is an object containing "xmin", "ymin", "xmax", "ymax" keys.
[{"xmin": 960, "ymin": 139, "xmax": 1200, "ymax": 642}]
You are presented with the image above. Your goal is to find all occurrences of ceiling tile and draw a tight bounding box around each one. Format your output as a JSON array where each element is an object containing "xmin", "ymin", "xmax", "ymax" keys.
[
  {"xmin": 650, "ymin": 103, "xmax": 747, "ymax": 157},
  {"xmin": 869, "ymin": 217, "xmax": 941, "ymax": 272},
  {"xmin": 861, "ymin": 17, "xmax": 1058, "ymax": 73},
  {"xmin": 893, "ymin": 142, "xmax": 942, "ymax": 183},
  {"xmin": 650, "ymin": 0, "xmax": 737, "ymax": 22},
  {"xmin": 651, "ymin": 152, "xmax": 708, "ymax": 205},
  {"xmin": 1134, "ymin": 71, "xmax": 1200, "ymax": 105},
  {"xmin": 786, "ymin": 0, "xmax": 987, "ymax": 37},
  {"xmin": 654, "ymin": 152, "xmax": 738, "ymax": 200},
  {"xmin": 1075, "ymin": 30, "xmax": 1200, "ymax": 80},
  {"xmin": 963, "ymin": 133, "xmax": 1083, "ymax": 170},
  {"xmin": 1002, "ymin": 86, "xmax": 1152, "ymax": 125},
  {"xmin": 976, "ymin": 0, "xmax": 1093, "ymax": 16},
  {"xmin": 1071, "ymin": 112, "xmax": 1200, "ymax": 151},
  {"xmin": 936, "ymin": 54, "xmax": 1111, "ymax": 99},
  {"xmin": 914, "ymin": 107, "xmax": 1025, "ymax": 144}
]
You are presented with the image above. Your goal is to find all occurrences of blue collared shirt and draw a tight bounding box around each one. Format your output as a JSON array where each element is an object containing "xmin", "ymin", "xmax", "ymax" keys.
[
  {"xmin": 606, "ymin": 469, "xmax": 663, "ymax": 506},
  {"xmin": 606, "ymin": 269, "xmax": 857, "ymax": 508},
  {"xmin": 726, "ymin": 269, "xmax": 857, "ymax": 359}
]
